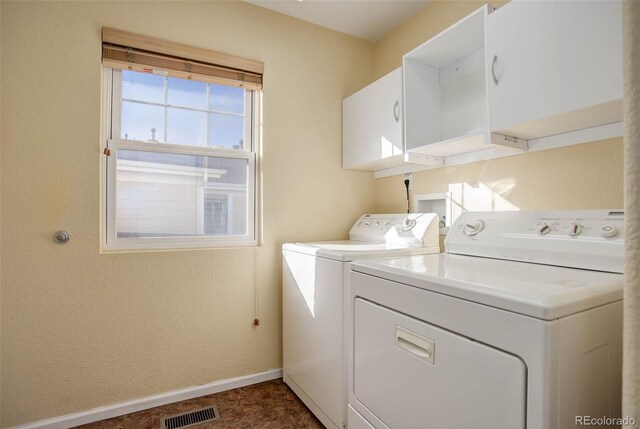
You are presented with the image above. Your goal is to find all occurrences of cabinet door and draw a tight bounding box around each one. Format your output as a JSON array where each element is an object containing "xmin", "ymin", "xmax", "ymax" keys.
[
  {"xmin": 486, "ymin": 1, "xmax": 622, "ymax": 139},
  {"xmin": 342, "ymin": 68, "xmax": 403, "ymax": 170}
]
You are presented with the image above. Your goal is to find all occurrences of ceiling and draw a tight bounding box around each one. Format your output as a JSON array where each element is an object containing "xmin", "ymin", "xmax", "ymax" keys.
[{"xmin": 244, "ymin": 0, "xmax": 430, "ymax": 43}]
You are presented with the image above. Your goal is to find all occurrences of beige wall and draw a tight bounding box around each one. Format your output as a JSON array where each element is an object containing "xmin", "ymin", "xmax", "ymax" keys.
[
  {"xmin": 0, "ymin": 1, "xmax": 375, "ymax": 426},
  {"xmin": 377, "ymin": 138, "xmax": 624, "ymax": 213},
  {"xmin": 373, "ymin": 1, "xmax": 624, "ymax": 217}
]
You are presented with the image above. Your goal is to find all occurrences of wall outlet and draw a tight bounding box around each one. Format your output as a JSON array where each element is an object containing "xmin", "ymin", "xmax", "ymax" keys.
[{"xmin": 404, "ymin": 173, "xmax": 413, "ymax": 191}]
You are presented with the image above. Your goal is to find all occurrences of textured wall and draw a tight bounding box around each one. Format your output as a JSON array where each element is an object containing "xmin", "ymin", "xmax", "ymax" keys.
[
  {"xmin": 376, "ymin": 138, "xmax": 624, "ymax": 214},
  {"xmin": 623, "ymin": 0, "xmax": 640, "ymax": 423},
  {"xmin": 372, "ymin": 1, "xmax": 624, "ymax": 215},
  {"xmin": 0, "ymin": 1, "xmax": 375, "ymax": 426}
]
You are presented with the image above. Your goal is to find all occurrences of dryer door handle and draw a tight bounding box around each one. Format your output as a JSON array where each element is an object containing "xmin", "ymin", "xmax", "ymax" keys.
[{"xmin": 395, "ymin": 326, "xmax": 435, "ymax": 365}]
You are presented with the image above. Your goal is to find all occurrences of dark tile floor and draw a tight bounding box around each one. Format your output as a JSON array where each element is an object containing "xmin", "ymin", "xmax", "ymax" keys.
[{"xmin": 74, "ymin": 379, "xmax": 324, "ymax": 429}]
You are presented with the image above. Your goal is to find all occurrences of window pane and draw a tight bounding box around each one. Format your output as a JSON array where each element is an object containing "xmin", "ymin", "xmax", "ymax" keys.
[
  {"xmin": 116, "ymin": 150, "xmax": 248, "ymax": 238},
  {"xmin": 209, "ymin": 84, "xmax": 245, "ymax": 114},
  {"xmin": 168, "ymin": 78, "xmax": 207, "ymax": 109},
  {"xmin": 204, "ymin": 195, "xmax": 228, "ymax": 235},
  {"xmin": 167, "ymin": 108, "xmax": 207, "ymax": 147},
  {"xmin": 121, "ymin": 101, "xmax": 165, "ymax": 142},
  {"xmin": 121, "ymin": 70, "xmax": 164, "ymax": 104},
  {"xmin": 208, "ymin": 113, "xmax": 245, "ymax": 150}
]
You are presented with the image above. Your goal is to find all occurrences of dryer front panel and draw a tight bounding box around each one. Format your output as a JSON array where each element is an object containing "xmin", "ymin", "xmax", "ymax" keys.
[{"xmin": 353, "ymin": 298, "xmax": 526, "ymax": 429}]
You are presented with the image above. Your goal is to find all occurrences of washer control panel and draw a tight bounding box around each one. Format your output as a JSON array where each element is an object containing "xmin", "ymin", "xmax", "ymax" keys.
[
  {"xmin": 446, "ymin": 210, "xmax": 624, "ymax": 273},
  {"xmin": 349, "ymin": 213, "xmax": 440, "ymax": 248}
]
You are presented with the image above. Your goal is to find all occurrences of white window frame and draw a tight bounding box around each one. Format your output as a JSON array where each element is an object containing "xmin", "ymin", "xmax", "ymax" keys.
[{"xmin": 101, "ymin": 68, "xmax": 260, "ymax": 251}]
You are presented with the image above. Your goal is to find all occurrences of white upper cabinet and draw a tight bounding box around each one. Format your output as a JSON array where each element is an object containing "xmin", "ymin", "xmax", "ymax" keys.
[
  {"xmin": 486, "ymin": 0, "xmax": 623, "ymax": 139},
  {"xmin": 344, "ymin": 1, "xmax": 624, "ymax": 176},
  {"xmin": 343, "ymin": 67, "xmax": 404, "ymax": 170}
]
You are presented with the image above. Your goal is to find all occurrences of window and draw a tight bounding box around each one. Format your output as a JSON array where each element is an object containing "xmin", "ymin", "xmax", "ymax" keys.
[{"xmin": 103, "ymin": 69, "xmax": 259, "ymax": 250}]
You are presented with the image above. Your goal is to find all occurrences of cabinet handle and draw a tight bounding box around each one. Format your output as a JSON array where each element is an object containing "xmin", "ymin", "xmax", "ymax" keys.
[
  {"xmin": 491, "ymin": 55, "xmax": 499, "ymax": 86},
  {"xmin": 393, "ymin": 100, "xmax": 400, "ymax": 122}
]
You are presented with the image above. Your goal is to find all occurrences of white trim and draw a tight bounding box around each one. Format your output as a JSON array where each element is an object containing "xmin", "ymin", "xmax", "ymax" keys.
[
  {"xmin": 252, "ymin": 90, "xmax": 263, "ymax": 246},
  {"xmin": 375, "ymin": 121, "xmax": 624, "ymax": 178},
  {"xmin": 100, "ymin": 68, "xmax": 113, "ymax": 255},
  {"xmin": 226, "ymin": 193, "xmax": 234, "ymax": 234},
  {"xmin": 10, "ymin": 369, "xmax": 283, "ymax": 429},
  {"xmin": 111, "ymin": 139, "xmax": 254, "ymax": 159},
  {"xmin": 120, "ymin": 97, "xmax": 246, "ymax": 117},
  {"xmin": 117, "ymin": 159, "xmax": 227, "ymax": 177}
]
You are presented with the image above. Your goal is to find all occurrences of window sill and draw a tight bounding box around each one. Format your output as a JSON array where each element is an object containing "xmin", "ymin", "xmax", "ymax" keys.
[{"xmin": 100, "ymin": 241, "xmax": 259, "ymax": 254}]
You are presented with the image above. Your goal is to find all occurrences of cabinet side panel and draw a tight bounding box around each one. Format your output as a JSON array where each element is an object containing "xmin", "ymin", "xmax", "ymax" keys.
[{"xmin": 343, "ymin": 90, "xmax": 373, "ymax": 169}]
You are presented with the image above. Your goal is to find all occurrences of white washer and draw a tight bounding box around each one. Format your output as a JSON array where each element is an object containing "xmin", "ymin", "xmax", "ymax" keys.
[
  {"xmin": 283, "ymin": 213, "xmax": 441, "ymax": 429},
  {"xmin": 348, "ymin": 210, "xmax": 624, "ymax": 429}
]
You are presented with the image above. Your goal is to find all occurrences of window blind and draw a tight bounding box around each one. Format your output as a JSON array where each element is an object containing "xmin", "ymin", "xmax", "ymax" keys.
[{"xmin": 102, "ymin": 27, "xmax": 263, "ymax": 90}]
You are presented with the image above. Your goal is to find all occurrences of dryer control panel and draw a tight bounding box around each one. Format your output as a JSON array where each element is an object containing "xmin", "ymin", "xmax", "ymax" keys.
[
  {"xmin": 445, "ymin": 210, "xmax": 624, "ymax": 273},
  {"xmin": 349, "ymin": 213, "xmax": 440, "ymax": 248}
]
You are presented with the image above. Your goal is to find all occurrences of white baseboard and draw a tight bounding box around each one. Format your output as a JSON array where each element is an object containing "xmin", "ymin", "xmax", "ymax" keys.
[{"xmin": 11, "ymin": 368, "xmax": 283, "ymax": 429}]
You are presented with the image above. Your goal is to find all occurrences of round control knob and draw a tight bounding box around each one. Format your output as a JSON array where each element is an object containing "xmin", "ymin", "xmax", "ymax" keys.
[
  {"xmin": 402, "ymin": 217, "xmax": 417, "ymax": 232},
  {"xmin": 600, "ymin": 224, "xmax": 619, "ymax": 238},
  {"xmin": 463, "ymin": 220, "xmax": 484, "ymax": 236},
  {"xmin": 537, "ymin": 223, "xmax": 551, "ymax": 235},
  {"xmin": 568, "ymin": 222, "xmax": 583, "ymax": 237}
]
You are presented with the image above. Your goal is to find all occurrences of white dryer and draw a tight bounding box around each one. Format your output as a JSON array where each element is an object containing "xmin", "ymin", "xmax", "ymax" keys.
[
  {"xmin": 348, "ymin": 210, "xmax": 624, "ymax": 429},
  {"xmin": 283, "ymin": 213, "xmax": 441, "ymax": 429}
]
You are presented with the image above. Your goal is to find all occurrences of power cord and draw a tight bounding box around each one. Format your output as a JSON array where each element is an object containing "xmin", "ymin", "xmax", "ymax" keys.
[{"xmin": 404, "ymin": 179, "xmax": 410, "ymax": 213}]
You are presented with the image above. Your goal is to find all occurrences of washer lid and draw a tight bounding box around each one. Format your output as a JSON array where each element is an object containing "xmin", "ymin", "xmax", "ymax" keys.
[
  {"xmin": 283, "ymin": 240, "xmax": 439, "ymax": 262},
  {"xmin": 351, "ymin": 253, "xmax": 623, "ymax": 320}
]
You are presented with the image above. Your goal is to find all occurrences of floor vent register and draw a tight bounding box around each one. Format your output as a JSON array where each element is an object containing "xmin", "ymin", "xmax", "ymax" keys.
[{"xmin": 161, "ymin": 405, "xmax": 220, "ymax": 429}]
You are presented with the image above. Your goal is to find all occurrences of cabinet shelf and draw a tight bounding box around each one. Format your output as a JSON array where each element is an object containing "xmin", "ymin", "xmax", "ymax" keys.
[{"xmin": 407, "ymin": 128, "xmax": 527, "ymax": 160}]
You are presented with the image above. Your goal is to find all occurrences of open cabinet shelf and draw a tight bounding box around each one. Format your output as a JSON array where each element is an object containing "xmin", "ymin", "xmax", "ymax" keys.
[{"xmin": 403, "ymin": 5, "xmax": 522, "ymax": 162}]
